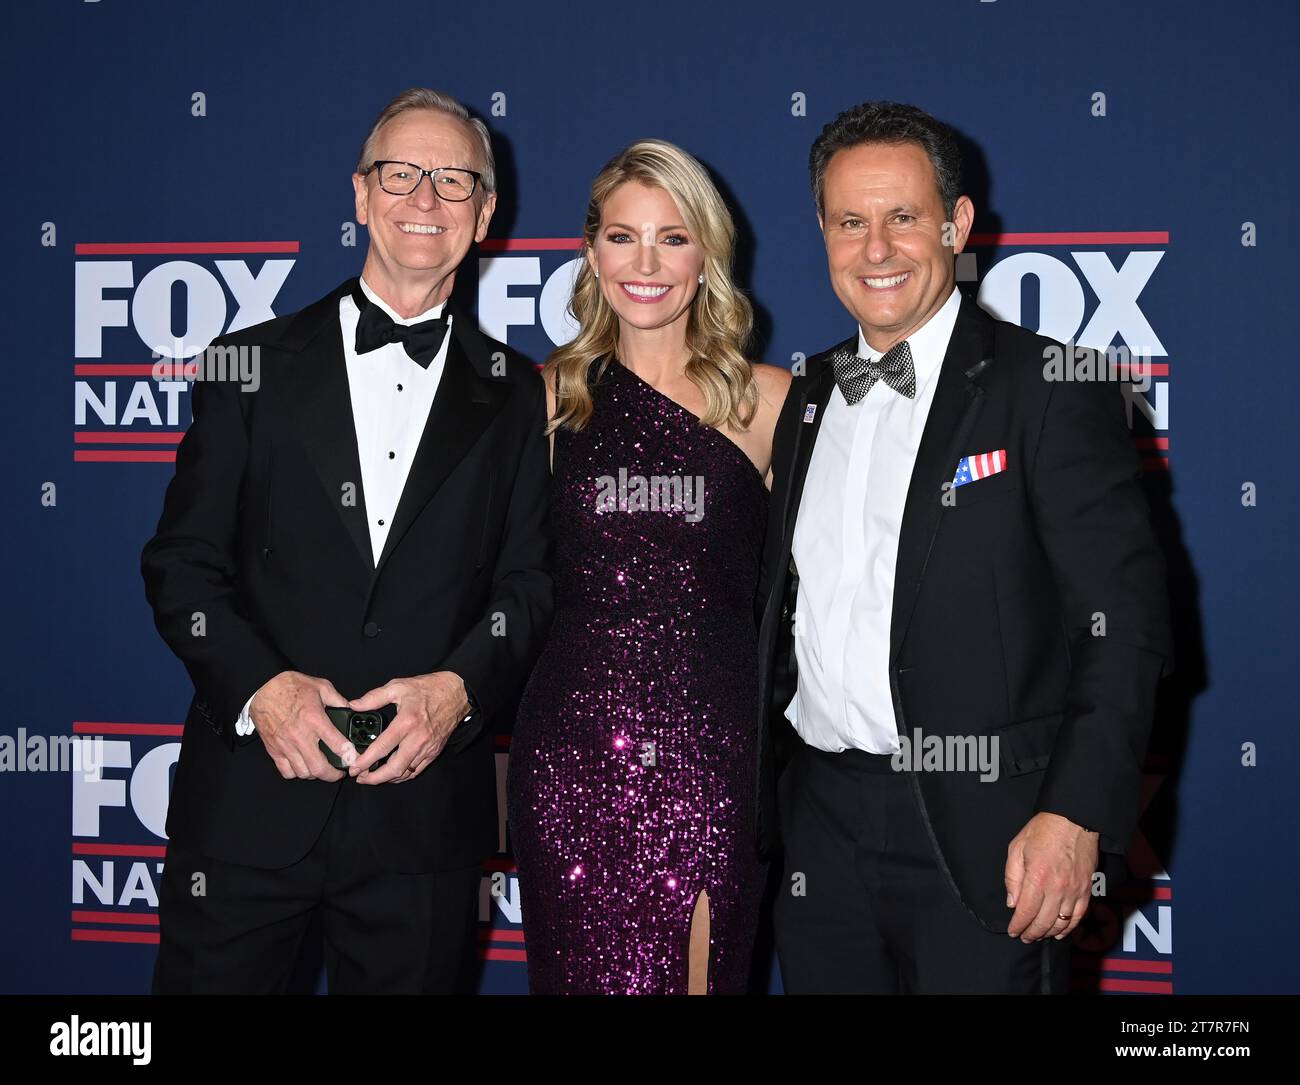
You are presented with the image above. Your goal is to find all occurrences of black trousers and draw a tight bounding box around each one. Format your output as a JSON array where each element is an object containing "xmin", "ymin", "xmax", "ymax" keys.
[
  {"xmin": 773, "ymin": 736, "xmax": 1071, "ymax": 994},
  {"xmin": 153, "ymin": 779, "xmax": 481, "ymax": 994}
]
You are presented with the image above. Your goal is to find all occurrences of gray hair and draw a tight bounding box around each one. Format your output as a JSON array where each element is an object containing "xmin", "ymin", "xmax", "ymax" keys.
[{"xmin": 356, "ymin": 87, "xmax": 496, "ymax": 194}]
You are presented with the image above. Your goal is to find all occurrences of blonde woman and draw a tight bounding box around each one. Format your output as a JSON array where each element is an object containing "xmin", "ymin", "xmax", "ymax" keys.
[{"xmin": 507, "ymin": 140, "xmax": 790, "ymax": 994}]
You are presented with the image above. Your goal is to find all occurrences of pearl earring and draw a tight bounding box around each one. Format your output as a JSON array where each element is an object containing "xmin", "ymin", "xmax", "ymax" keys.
[
  {"xmin": 594, "ymin": 270, "xmax": 600, "ymax": 279},
  {"xmin": 698, "ymin": 274, "xmax": 704, "ymax": 283}
]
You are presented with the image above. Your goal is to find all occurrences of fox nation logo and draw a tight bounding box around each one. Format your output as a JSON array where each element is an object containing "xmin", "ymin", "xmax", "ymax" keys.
[
  {"xmin": 476, "ymin": 237, "xmax": 583, "ymax": 359},
  {"xmin": 68, "ymin": 719, "xmax": 527, "ymax": 978},
  {"xmin": 967, "ymin": 230, "xmax": 1170, "ymax": 470},
  {"xmin": 69, "ymin": 721, "xmax": 180, "ymax": 945},
  {"xmin": 72, "ymin": 241, "xmax": 298, "ymax": 463}
]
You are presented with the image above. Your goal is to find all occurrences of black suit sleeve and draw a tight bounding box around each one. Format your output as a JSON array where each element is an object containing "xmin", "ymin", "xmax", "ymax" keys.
[
  {"xmin": 140, "ymin": 357, "xmax": 290, "ymax": 752},
  {"xmin": 1027, "ymin": 356, "xmax": 1173, "ymax": 852},
  {"xmin": 755, "ymin": 387, "xmax": 796, "ymax": 621},
  {"xmin": 756, "ymin": 382, "xmax": 804, "ymax": 720},
  {"xmin": 439, "ymin": 374, "xmax": 553, "ymax": 738}
]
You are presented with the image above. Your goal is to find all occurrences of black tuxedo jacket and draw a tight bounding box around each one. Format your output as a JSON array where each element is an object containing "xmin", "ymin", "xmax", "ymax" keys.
[
  {"xmin": 755, "ymin": 295, "xmax": 1174, "ymax": 930},
  {"xmin": 142, "ymin": 278, "xmax": 553, "ymax": 872}
]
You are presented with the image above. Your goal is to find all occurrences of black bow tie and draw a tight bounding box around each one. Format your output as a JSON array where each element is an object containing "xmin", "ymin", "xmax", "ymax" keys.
[
  {"xmin": 352, "ymin": 285, "xmax": 450, "ymax": 368},
  {"xmin": 830, "ymin": 339, "xmax": 916, "ymax": 405}
]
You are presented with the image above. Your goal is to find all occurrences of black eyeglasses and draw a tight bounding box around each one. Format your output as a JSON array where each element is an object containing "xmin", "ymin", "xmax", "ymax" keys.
[{"xmin": 363, "ymin": 160, "xmax": 482, "ymax": 201}]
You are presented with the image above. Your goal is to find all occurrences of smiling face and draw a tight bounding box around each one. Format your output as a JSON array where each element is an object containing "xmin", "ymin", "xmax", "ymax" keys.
[
  {"xmin": 586, "ymin": 181, "xmax": 705, "ymax": 335},
  {"xmin": 819, "ymin": 140, "xmax": 973, "ymax": 352},
  {"xmin": 352, "ymin": 109, "xmax": 496, "ymax": 304}
]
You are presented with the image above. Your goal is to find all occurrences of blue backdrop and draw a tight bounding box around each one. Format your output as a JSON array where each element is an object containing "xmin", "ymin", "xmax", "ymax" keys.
[{"xmin": 4, "ymin": 0, "xmax": 1297, "ymax": 994}]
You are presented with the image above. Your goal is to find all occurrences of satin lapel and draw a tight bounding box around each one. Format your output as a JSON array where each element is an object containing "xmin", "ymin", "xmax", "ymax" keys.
[
  {"xmin": 373, "ymin": 304, "xmax": 509, "ymax": 576},
  {"xmin": 282, "ymin": 281, "xmax": 374, "ymax": 571},
  {"xmin": 889, "ymin": 297, "xmax": 997, "ymax": 663}
]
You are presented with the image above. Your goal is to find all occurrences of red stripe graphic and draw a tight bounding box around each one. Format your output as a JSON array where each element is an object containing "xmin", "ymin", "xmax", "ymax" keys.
[
  {"xmin": 74, "ymin": 450, "xmax": 176, "ymax": 463},
  {"xmin": 968, "ymin": 231, "xmax": 1169, "ymax": 246},
  {"xmin": 1098, "ymin": 977, "xmax": 1174, "ymax": 994},
  {"xmin": 478, "ymin": 928, "xmax": 526, "ymax": 943},
  {"xmin": 1100, "ymin": 958, "xmax": 1173, "ymax": 974},
  {"xmin": 478, "ymin": 947, "xmax": 527, "ymax": 962},
  {"xmin": 75, "ymin": 364, "xmax": 185, "ymax": 376},
  {"xmin": 1107, "ymin": 883, "xmax": 1173, "ymax": 902},
  {"xmin": 73, "ymin": 721, "xmax": 184, "ymax": 735},
  {"xmin": 1133, "ymin": 437, "xmax": 1170, "ymax": 450},
  {"xmin": 72, "ymin": 911, "xmax": 159, "ymax": 926},
  {"xmin": 75, "ymin": 432, "xmax": 184, "ymax": 444},
  {"xmin": 481, "ymin": 232, "xmax": 1169, "ymax": 251},
  {"xmin": 75, "ymin": 241, "xmax": 300, "ymax": 255},
  {"xmin": 73, "ymin": 843, "xmax": 168, "ymax": 858},
  {"xmin": 479, "ymin": 238, "xmax": 584, "ymax": 252},
  {"xmin": 72, "ymin": 929, "xmax": 160, "ymax": 945}
]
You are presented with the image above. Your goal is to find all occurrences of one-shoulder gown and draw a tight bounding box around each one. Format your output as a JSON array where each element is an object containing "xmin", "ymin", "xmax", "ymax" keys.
[{"xmin": 507, "ymin": 358, "xmax": 769, "ymax": 994}]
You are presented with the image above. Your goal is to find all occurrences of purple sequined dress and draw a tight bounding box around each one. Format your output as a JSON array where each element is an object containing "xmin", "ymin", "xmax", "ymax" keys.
[{"xmin": 507, "ymin": 358, "xmax": 769, "ymax": 995}]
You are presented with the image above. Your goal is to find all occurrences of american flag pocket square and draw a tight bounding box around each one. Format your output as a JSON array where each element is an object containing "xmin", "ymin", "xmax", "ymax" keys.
[{"xmin": 952, "ymin": 449, "xmax": 1008, "ymax": 488}]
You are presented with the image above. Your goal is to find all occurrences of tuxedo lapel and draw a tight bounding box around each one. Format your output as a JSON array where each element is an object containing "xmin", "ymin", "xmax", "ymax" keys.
[
  {"xmin": 281, "ymin": 279, "xmax": 374, "ymax": 571},
  {"xmin": 276, "ymin": 283, "xmax": 512, "ymax": 579},
  {"xmin": 889, "ymin": 297, "xmax": 996, "ymax": 663},
  {"xmin": 372, "ymin": 300, "xmax": 510, "ymax": 576},
  {"xmin": 778, "ymin": 341, "xmax": 845, "ymax": 553}
]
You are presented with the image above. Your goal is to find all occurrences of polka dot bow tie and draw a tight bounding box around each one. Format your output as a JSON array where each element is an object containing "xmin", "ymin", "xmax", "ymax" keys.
[{"xmin": 831, "ymin": 340, "xmax": 916, "ymax": 405}]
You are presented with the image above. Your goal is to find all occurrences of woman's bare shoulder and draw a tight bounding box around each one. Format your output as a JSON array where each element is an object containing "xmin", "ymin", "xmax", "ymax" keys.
[{"xmin": 750, "ymin": 362, "xmax": 793, "ymax": 402}]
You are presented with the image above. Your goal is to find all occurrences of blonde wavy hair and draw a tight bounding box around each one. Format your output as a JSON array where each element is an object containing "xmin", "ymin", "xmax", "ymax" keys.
[{"xmin": 545, "ymin": 139, "xmax": 757, "ymax": 433}]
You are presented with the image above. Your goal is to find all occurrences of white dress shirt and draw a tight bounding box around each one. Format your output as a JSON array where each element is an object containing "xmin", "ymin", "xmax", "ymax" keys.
[
  {"xmin": 234, "ymin": 276, "xmax": 454, "ymax": 735},
  {"xmin": 784, "ymin": 286, "xmax": 961, "ymax": 753}
]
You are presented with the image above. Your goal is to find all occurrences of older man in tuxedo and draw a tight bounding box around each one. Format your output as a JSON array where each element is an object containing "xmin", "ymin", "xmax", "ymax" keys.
[
  {"xmin": 142, "ymin": 88, "xmax": 551, "ymax": 994},
  {"xmin": 756, "ymin": 101, "xmax": 1172, "ymax": 993}
]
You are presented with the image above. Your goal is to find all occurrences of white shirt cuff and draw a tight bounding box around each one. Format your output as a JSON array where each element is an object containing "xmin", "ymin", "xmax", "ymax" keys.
[{"xmin": 235, "ymin": 693, "xmax": 256, "ymax": 737}]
